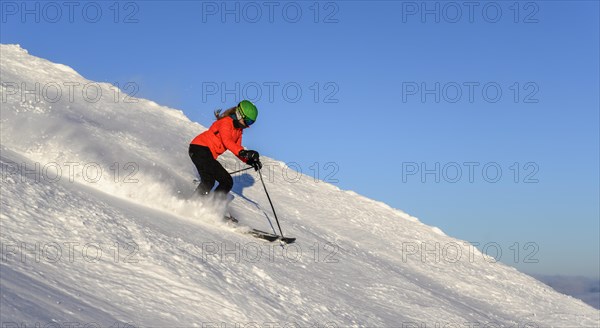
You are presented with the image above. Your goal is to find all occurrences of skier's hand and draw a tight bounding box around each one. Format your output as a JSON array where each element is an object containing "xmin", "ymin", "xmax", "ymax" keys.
[
  {"xmin": 249, "ymin": 159, "xmax": 262, "ymax": 171},
  {"xmin": 239, "ymin": 149, "xmax": 262, "ymax": 170},
  {"xmin": 239, "ymin": 149, "xmax": 259, "ymax": 161}
]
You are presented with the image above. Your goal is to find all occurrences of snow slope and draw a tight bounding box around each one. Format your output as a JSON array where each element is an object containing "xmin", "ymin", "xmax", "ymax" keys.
[{"xmin": 1, "ymin": 44, "xmax": 598, "ymax": 327}]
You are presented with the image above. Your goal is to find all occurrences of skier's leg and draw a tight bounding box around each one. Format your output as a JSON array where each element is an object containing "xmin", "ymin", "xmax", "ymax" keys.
[
  {"xmin": 213, "ymin": 162, "xmax": 233, "ymax": 196},
  {"xmin": 196, "ymin": 169, "xmax": 216, "ymax": 196},
  {"xmin": 189, "ymin": 145, "xmax": 217, "ymax": 196}
]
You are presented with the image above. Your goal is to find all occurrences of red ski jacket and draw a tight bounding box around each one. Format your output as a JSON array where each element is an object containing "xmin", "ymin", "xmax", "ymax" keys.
[{"xmin": 190, "ymin": 116, "xmax": 245, "ymax": 160}]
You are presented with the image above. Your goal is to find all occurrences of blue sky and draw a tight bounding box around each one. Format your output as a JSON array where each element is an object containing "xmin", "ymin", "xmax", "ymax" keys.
[{"xmin": 1, "ymin": 1, "xmax": 598, "ymax": 278}]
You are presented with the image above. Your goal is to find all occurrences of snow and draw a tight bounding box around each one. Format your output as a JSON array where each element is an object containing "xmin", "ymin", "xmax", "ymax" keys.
[{"xmin": 1, "ymin": 44, "xmax": 598, "ymax": 327}]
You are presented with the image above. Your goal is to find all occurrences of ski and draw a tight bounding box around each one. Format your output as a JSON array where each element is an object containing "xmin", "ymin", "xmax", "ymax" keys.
[
  {"xmin": 223, "ymin": 215, "xmax": 239, "ymax": 224},
  {"xmin": 224, "ymin": 215, "xmax": 296, "ymax": 244},
  {"xmin": 248, "ymin": 229, "xmax": 296, "ymax": 244}
]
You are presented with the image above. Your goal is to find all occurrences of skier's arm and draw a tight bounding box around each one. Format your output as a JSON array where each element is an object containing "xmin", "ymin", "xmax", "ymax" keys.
[{"xmin": 220, "ymin": 120, "xmax": 245, "ymax": 159}]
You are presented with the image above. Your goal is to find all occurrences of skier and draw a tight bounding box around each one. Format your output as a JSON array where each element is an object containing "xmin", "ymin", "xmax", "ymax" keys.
[{"xmin": 189, "ymin": 100, "xmax": 262, "ymax": 199}]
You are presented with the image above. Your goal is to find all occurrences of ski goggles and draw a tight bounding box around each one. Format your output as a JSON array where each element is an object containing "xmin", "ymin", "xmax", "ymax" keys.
[{"xmin": 238, "ymin": 107, "xmax": 255, "ymax": 126}]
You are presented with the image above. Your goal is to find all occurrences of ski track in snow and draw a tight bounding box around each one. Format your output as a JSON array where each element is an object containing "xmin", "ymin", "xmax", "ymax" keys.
[{"xmin": 1, "ymin": 44, "xmax": 598, "ymax": 327}]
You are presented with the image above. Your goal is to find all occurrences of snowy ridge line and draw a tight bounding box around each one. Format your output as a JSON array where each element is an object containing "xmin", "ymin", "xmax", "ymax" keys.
[{"xmin": 1, "ymin": 44, "xmax": 599, "ymax": 325}]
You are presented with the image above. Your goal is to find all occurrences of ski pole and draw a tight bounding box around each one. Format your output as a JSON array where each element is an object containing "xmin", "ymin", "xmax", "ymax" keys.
[
  {"xmin": 258, "ymin": 168, "xmax": 286, "ymax": 239},
  {"xmin": 228, "ymin": 166, "xmax": 254, "ymax": 175}
]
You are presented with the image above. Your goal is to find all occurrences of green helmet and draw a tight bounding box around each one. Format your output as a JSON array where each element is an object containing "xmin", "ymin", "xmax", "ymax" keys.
[{"xmin": 237, "ymin": 100, "xmax": 258, "ymax": 123}]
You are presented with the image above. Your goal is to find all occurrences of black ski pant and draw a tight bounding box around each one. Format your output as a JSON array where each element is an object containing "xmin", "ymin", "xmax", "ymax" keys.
[{"xmin": 189, "ymin": 144, "xmax": 233, "ymax": 196}]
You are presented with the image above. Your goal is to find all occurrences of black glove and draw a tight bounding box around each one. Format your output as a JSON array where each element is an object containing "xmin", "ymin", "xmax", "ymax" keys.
[
  {"xmin": 239, "ymin": 150, "xmax": 262, "ymax": 171},
  {"xmin": 250, "ymin": 159, "xmax": 262, "ymax": 171}
]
